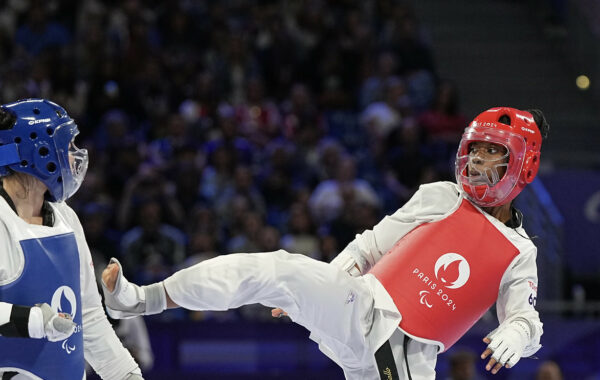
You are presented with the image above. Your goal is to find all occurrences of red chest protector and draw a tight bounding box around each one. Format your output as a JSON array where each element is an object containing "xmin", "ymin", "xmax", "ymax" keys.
[{"xmin": 369, "ymin": 199, "xmax": 519, "ymax": 352}]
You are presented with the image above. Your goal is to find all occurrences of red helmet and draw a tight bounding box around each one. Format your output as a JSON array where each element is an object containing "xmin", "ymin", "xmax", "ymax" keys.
[{"xmin": 455, "ymin": 107, "xmax": 542, "ymax": 207}]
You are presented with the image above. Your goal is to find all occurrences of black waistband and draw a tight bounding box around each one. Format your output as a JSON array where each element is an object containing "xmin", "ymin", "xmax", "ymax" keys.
[
  {"xmin": 375, "ymin": 340, "xmax": 401, "ymax": 380},
  {"xmin": 375, "ymin": 336, "xmax": 414, "ymax": 380}
]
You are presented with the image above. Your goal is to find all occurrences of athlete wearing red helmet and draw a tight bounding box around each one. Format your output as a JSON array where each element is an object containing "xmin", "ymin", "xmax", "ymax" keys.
[
  {"xmin": 100, "ymin": 107, "xmax": 550, "ymax": 380},
  {"xmin": 456, "ymin": 107, "xmax": 544, "ymax": 207}
]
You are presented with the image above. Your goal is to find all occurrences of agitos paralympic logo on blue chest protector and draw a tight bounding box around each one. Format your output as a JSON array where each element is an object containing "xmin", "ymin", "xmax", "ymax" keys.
[{"xmin": 0, "ymin": 233, "xmax": 84, "ymax": 379}]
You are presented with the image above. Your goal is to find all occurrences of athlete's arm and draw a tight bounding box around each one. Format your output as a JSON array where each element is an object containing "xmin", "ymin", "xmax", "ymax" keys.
[
  {"xmin": 495, "ymin": 248, "xmax": 543, "ymax": 353},
  {"xmin": 331, "ymin": 182, "xmax": 458, "ymax": 275},
  {"xmin": 481, "ymin": 247, "xmax": 543, "ymax": 374},
  {"xmin": 0, "ymin": 301, "xmax": 75, "ymax": 341},
  {"xmin": 60, "ymin": 204, "xmax": 142, "ymax": 380},
  {"xmin": 101, "ymin": 258, "xmax": 168, "ymax": 318}
]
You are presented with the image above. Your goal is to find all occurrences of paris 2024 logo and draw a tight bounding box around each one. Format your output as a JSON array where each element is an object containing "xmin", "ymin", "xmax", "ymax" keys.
[{"xmin": 415, "ymin": 253, "xmax": 471, "ymax": 311}]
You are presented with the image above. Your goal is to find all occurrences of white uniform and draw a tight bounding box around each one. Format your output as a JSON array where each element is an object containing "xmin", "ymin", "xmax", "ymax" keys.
[
  {"xmin": 0, "ymin": 197, "xmax": 139, "ymax": 380},
  {"xmin": 162, "ymin": 181, "xmax": 543, "ymax": 380}
]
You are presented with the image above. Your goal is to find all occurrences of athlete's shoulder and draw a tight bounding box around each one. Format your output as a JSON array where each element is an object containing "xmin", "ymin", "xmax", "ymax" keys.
[
  {"xmin": 511, "ymin": 226, "xmax": 538, "ymax": 256},
  {"xmin": 0, "ymin": 212, "xmax": 9, "ymax": 238},
  {"xmin": 414, "ymin": 181, "xmax": 461, "ymax": 203},
  {"xmin": 49, "ymin": 200, "xmax": 73, "ymax": 216},
  {"xmin": 0, "ymin": 197, "xmax": 21, "ymax": 232},
  {"xmin": 49, "ymin": 201, "xmax": 81, "ymax": 228},
  {"xmin": 395, "ymin": 181, "xmax": 461, "ymax": 219}
]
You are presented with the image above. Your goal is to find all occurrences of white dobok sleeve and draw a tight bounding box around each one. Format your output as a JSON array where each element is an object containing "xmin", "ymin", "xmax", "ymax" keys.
[
  {"xmin": 495, "ymin": 243, "xmax": 543, "ymax": 357},
  {"xmin": 58, "ymin": 204, "xmax": 140, "ymax": 379},
  {"xmin": 331, "ymin": 182, "xmax": 459, "ymax": 275}
]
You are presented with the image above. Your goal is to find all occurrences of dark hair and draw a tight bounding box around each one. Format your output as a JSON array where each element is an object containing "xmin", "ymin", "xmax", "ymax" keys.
[
  {"xmin": 0, "ymin": 107, "xmax": 16, "ymax": 131},
  {"xmin": 526, "ymin": 109, "xmax": 550, "ymax": 140}
]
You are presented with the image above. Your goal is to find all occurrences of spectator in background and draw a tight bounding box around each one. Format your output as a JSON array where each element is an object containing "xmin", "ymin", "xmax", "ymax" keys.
[
  {"xmin": 382, "ymin": 119, "xmax": 440, "ymax": 210},
  {"xmin": 167, "ymin": 144, "xmax": 205, "ymax": 214},
  {"xmin": 120, "ymin": 198, "xmax": 186, "ymax": 284},
  {"xmin": 419, "ymin": 80, "xmax": 467, "ymax": 178},
  {"xmin": 67, "ymin": 166, "xmax": 113, "ymax": 213},
  {"xmin": 200, "ymin": 144, "xmax": 236, "ymax": 204},
  {"xmin": 183, "ymin": 231, "xmax": 220, "ymax": 268},
  {"xmin": 235, "ymin": 77, "xmax": 282, "ymax": 148},
  {"xmin": 117, "ymin": 168, "xmax": 184, "ymax": 230},
  {"xmin": 258, "ymin": 225, "xmax": 282, "ymax": 253},
  {"xmin": 329, "ymin": 200, "xmax": 380, "ymax": 250},
  {"xmin": 360, "ymin": 76, "xmax": 408, "ymax": 146},
  {"xmin": 205, "ymin": 102, "xmax": 255, "ymax": 166},
  {"xmin": 418, "ymin": 80, "xmax": 467, "ymax": 145},
  {"xmin": 381, "ymin": 4, "xmax": 435, "ymax": 75},
  {"xmin": 226, "ymin": 211, "xmax": 265, "ymax": 254},
  {"xmin": 309, "ymin": 154, "xmax": 380, "ymax": 224},
  {"xmin": 314, "ymin": 138, "xmax": 346, "ymax": 182},
  {"xmin": 186, "ymin": 206, "xmax": 223, "ymax": 253},
  {"xmin": 318, "ymin": 234, "xmax": 340, "ymax": 263},
  {"xmin": 258, "ymin": 140, "xmax": 297, "ymax": 226},
  {"xmin": 359, "ymin": 50, "xmax": 399, "ymax": 109},
  {"xmin": 93, "ymin": 109, "xmax": 134, "ymax": 153},
  {"xmin": 280, "ymin": 203, "xmax": 320, "ymax": 259},
  {"xmin": 280, "ymin": 83, "xmax": 322, "ymax": 140},
  {"xmin": 405, "ymin": 68, "xmax": 436, "ymax": 113},
  {"xmin": 314, "ymin": 44, "xmax": 354, "ymax": 109},
  {"xmin": 215, "ymin": 165, "xmax": 266, "ymax": 225},
  {"xmin": 15, "ymin": 2, "xmax": 70, "ymax": 56},
  {"xmin": 147, "ymin": 113, "xmax": 194, "ymax": 168},
  {"xmin": 81, "ymin": 202, "xmax": 120, "ymax": 277}
]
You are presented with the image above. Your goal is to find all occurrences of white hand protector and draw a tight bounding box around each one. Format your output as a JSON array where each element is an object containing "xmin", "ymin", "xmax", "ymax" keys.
[
  {"xmin": 485, "ymin": 319, "xmax": 531, "ymax": 368},
  {"xmin": 330, "ymin": 242, "xmax": 364, "ymax": 277},
  {"xmin": 31, "ymin": 303, "xmax": 76, "ymax": 342},
  {"xmin": 101, "ymin": 258, "xmax": 166, "ymax": 319}
]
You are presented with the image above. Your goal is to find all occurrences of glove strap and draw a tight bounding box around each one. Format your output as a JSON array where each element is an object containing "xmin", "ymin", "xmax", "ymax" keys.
[
  {"xmin": 512, "ymin": 318, "xmax": 531, "ymax": 340},
  {"xmin": 142, "ymin": 282, "xmax": 167, "ymax": 315},
  {"xmin": 0, "ymin": 305, "xmax": 31, "ymax": 338}
]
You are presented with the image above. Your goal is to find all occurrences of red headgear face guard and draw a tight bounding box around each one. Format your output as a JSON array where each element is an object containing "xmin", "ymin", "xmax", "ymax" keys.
[{"xmin": 455, "ymin": 107, "xmax": 542, "ymax": 207}]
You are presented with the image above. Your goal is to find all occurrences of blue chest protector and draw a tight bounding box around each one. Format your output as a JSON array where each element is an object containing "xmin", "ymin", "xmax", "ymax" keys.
[{"xmin": 0, "ymin": 233, "xmax": 84, "ymax": 380}]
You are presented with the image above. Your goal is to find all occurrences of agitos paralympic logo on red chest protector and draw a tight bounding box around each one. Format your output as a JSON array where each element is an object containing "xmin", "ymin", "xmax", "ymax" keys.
[{"xmin": 369, "ymin": 199, "xmax": 519, "ymax": 352}]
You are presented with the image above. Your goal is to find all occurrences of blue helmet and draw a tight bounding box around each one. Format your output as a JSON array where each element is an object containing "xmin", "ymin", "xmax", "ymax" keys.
[{"xmin": 0, "ymin": 99, "xmax": 88, "ymax": 202}]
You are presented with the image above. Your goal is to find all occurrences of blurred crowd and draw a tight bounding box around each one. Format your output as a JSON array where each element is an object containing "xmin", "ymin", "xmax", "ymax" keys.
[{"xmin": 0, "ymin": 0, "xmax": 469, "ymax": 320}]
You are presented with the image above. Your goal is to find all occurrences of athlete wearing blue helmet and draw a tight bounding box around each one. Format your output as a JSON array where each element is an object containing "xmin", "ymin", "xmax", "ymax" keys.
[
  {"xmin": 0, "ymin": 98, "xmax": 88, "ymax": 202},
  {"xmin": 0, "ymin": 99, "xmax": 142, "ymax": 379}
]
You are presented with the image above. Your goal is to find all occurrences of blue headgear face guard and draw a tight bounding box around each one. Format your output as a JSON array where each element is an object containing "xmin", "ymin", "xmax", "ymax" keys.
[
  {"xmin": 53, "ymin": 121, "xmax": 89, "ymax": 201},
  {"xmin": 0, "ymin": 99, "xmax": 88, "ymax": 202}
]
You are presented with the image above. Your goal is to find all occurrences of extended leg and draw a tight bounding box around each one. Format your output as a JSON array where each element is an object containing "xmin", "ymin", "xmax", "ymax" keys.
[{"xmin": 163, "ymin": 250, "xmax": 376, "ymax": 369}]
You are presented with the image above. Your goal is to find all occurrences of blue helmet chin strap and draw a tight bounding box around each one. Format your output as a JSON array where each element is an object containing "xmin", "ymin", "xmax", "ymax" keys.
[{"xmin": 0, "ymin": 143, "xmax": 20, "ymax": 176}]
